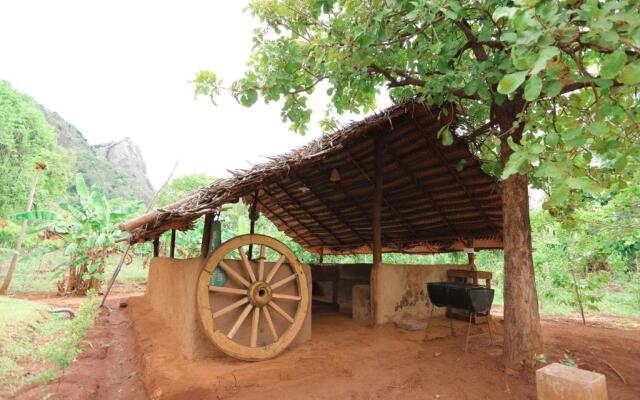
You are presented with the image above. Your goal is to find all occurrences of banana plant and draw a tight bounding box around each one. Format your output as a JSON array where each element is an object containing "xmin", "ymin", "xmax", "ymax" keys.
[{"xmin": 17, "ymin": 174, "xmax": 144, "ymax": 295}]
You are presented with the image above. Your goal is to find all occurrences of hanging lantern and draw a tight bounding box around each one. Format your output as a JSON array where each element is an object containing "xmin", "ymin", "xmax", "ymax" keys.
[{"xmin": 329, "ymin": 168, "xmax": 341, "ymax": 182}]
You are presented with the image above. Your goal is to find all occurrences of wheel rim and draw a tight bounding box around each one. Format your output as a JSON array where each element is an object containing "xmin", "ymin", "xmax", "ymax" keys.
[{"xmin": 196, "ymin": 234, "xmax": 309, "ymax": 361}]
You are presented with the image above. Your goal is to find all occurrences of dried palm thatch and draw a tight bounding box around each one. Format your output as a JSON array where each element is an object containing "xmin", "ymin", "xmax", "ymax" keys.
[{"xmin": 121, "ymin": 102, "xmax": 503, "ymax": 254}]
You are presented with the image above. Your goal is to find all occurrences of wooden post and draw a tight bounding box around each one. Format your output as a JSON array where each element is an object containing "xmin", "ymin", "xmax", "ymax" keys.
[
  {"xmin": 153, "ymin": 238, "xmax": 160, "ymax": 257},
  {"xmin": 319, "ymin": 248, "xmax": 324, "ymax": 264},
  {"xmin": 248, "ymin": 191, "xmax": 259, "ymax": 260},
  {"xmin": 170, "ymin": 229, "xmax": 176, "ymax": 258},
  {"xmin": 201, "ymin": 214, "xmax": 214, "ymax": 257},
  {"xmin": 468, "ymin": 251, "xmax": 477, "ymax": 271},
  {"xmin": 371, "ymin": 132, "xmax": 383, "ymax": 326}
]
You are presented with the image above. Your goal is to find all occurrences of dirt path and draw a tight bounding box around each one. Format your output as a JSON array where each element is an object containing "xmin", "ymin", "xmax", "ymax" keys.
[
  {"xmin": 11, "ymin": 294, "xmax": 147, "ymax": 400},
  {"xmin": 9, "ymin": 293, "xmax": 640, "ymax": 400}
]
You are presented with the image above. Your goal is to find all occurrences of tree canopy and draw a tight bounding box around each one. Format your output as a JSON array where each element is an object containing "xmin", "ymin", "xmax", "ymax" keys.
[{"xmin": 195, "ymin": 0, "xmax": 640, "ymax": 213}]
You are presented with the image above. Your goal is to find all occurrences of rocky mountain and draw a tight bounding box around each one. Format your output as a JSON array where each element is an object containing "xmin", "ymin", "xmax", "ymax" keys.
[{"xmin": 37, "ymin": 105, "xmax": 154, "ymax": 203}]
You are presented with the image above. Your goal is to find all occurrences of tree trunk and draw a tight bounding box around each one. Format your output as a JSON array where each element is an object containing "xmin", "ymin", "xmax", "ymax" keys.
[
  {"xmin": 496, "ymin": 100, "xmax": 543, "ymax": 370},
  {"xmin": 0, "ymin": 170, "xmax": 41, "ymax": 295}
]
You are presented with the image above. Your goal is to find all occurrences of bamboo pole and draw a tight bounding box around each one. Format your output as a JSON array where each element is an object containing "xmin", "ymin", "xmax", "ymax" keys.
[{"xmin": 0, "ymin": 168, "xmax": 42, "ymax": 295}]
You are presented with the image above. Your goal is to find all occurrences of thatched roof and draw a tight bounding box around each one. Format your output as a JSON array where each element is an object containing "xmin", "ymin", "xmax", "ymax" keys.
[{"xmin": 121, "ymin": 102, "xmax": 503, "ymax": 254}]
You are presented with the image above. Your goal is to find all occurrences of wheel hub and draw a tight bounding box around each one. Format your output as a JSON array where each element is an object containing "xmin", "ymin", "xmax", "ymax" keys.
[{"xmin": 248, "ymin": 281, "xmax": 272, "ymax": 307}]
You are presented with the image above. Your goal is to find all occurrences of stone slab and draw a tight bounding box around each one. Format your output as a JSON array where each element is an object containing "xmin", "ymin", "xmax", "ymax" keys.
[{"xmin": 536, "ymin": 362, "xmax": 608, "ymax": 400}]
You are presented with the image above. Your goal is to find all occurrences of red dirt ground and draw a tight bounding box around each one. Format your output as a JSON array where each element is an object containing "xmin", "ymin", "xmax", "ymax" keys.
[
  {"xmin": 11, "ymin": 291, "xmax": 146, "ymax": 400},
  {"xmin": 9, "ymin": 293, "xmax": 640, "ymax": 400}
]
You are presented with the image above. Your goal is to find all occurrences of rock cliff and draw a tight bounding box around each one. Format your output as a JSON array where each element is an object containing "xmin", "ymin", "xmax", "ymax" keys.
[{"xmin": 37, "ymin": 105, "xmax": 154, "ymax": 203}]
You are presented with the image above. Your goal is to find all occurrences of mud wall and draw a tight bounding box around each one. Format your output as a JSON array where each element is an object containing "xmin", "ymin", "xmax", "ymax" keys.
[
  {"xmin": 145, "ymin": 257, "xmax": 312, "ymax": 360},
  {"xmin": 374, "ymin": 263, "xmax": 473, "ymax": 324}
]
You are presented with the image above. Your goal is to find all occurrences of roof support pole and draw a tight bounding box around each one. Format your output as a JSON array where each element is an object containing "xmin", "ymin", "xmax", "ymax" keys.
[
  {"xmin": 170, "ymin": 229, "xmax": 176, "ymax": 258},
  {"xmin": 201, "ymin": 214, "xmax": 214, "ymax": 257},
  {"xmin": 153, "ymin": 237, "xmax": 160, "ymax": 257},
  {"xmin": 247, "ymin": 190, "xmax": 259, "ymax": 260},
  {"xmin": 371, "ymin": 132, "xmax": 383, "ymax": 327}
]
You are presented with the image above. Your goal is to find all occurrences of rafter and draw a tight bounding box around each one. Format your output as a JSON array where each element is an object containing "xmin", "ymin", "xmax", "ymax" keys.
[
  {"xmin": 384, "ymin": 144, "xmax": 462, "ymax": 238},
  {"xmin": 345, "ymin": 150, "xmax": 421, "ymax": 239},
  {"xmin": 411, "ymin": 118, "xmax": 501, "ymax": 233},
  {"xmin": 290, "ymin": 171, "xmax": 369, "ymax": 245},
  {"xmin": 273, "ymin": 181, "xmax": 347, "ymax": 245},
  {"xmin": 258, "ymin": 191, "xmax": 317, "ymax": 249}
]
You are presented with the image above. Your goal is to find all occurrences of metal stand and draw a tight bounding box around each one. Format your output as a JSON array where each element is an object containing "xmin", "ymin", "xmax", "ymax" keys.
[
  {"xmin": 464, "ymin": 312, "xmax": 493, "ymax": 352},
  {"xmin": 424, "ymin": 304, "xmax": 456, "ymax": 341},
  {"xmin": 425, "ymin": 305, "xmax": 494, "ymax": 350}
]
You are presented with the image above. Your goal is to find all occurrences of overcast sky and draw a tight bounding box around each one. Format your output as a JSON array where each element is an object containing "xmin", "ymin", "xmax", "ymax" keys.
[{"xmin": 0, "ymin": 0, "xmax": 371, "ymax": 188}]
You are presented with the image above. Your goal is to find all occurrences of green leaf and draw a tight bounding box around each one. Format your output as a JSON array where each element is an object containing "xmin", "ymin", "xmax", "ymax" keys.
[
  {"xmin": 617, "ymin": 62, "xmax": 640, "ymax": 85},
  {"xmin": 543, "ymin": 79, "xmax": 563, "ymax": 97},
  {"xmin": 568, "ymin": 177, "xmax": 602, "ymax": 194},
  {"xmin": 456, "ymin": 159, "xmax": 466, "ymax": 171},
  {"xmin": 240, "ymin": 88, "xmax": 259, "ymax": 107},
  {"xmin": 599, "ymin": 49, "xmax": 627, "ymax": 79},
  {"xmin": 75, "ymin": 174, "xmax": 89, "ymax": 200},
  {"xmin": 545, "ymin": 132, "xmax": 559, "ymax": 147},
  {"xmin": 549, "ymin": 184, "xmax": 569, "ymax": 206},
  {"xmin": 440, "ymin": 129, "xmax": 454, "ymax": 146},
  {"xmin": 497, "ymin": 71, "xmax": 528, "ymax": 94},
  {"xmin": 524, "ymin": 75, "xmax": 542, "ymax": 101},
  {"xmin": 530, "ymin": 46, "xmax": 560, "ymax": 75},
  {"xmin": 501, "ymin": 151, "xmax": 529, "ymax": 179},
  {"xmin": 13, "ymin": 210, "xmax": 58, "ymax": 221},
  {"xmin": 493, "ymin": 7, "xmax": 516, "ymax": 21},
  {"xmin": 64, "ymin": 243, "xmax": 77, "ymax": 256},
  {"xmin": 586, "ymin": 121, "xmax": 609, "ymax": 136}
]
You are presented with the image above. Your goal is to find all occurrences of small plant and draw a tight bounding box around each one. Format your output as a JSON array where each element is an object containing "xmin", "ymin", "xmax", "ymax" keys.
[
  {"xmin": 39, "ymin": 292, "xmax": 99, "ymax": 373},
  {"xmin": 560, "ymin": 353, "xmax": 578, "ymax": 368},
  {"xmin": 534, "ymin": 353, "xmax": 547, "ymax": 364}
]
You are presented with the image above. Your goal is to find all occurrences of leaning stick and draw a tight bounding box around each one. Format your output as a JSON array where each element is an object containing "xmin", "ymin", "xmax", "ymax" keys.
[
  {"xmin": 99, "ymin": 161, "xmax": 179, "ymax": 308},
  {"xmin": 604, "ymin": 360, "xmax": 627, "ymax": 384}
]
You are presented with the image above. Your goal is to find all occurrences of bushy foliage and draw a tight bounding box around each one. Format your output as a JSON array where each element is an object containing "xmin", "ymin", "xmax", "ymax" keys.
[
  {"xmin": 20, "ymin": 175, "xmax": 144, "ymax": 295},
  {"xmin": 0, "ymin": 81, "xmax": 72, "ymax": 218},
  {"xmin": 195, "ymin": 0, "xmax": 640, "ymax": 212}
]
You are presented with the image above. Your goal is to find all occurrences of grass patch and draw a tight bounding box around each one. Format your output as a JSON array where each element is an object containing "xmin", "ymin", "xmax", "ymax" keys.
[
  {"xmin": 0, "ymin": 295, "xmax": 98, "ymax": 396},
  {"xmin": 0, "ymin": 251, "xmax": 149, "ymax": 294}
]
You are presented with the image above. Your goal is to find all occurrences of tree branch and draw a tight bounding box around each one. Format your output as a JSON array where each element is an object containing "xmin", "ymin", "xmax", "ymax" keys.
[{"xmin": 455, "ymin": 20, "xmax": 489, "ymax": 61}]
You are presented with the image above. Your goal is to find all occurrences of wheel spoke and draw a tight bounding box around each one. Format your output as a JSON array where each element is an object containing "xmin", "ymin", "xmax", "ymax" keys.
[
  {"xmin": 238, "ymin": 246, "xmax": 257, "ymax": 283},
  {"xmin": 272, "ymin": 293, "xmax": 301, "ymax": 301},
  {"xmin": 258, "ymin": 245, "xmax": 266, "ymax": 281},
  {"xmin": 219, "ymin": 260, "xmax": 250, "ymax": 288},
  {"xmin": 268, "ymin": 300, "xmax": 294, "ymax": 324},
  {"xmin": 271, "ymin": 273, "xmax": 297, "ymax": 290},
  {"xmin": 262, "ymin": 306, "xmax": 279, "ymax": 342},
  {"xmin": 265, "ymin": 254, "xmax": 286, "ymax": 283},
  {"xmin": 213, "ymin": 297, "xmax": 249, "ymax": 319},
  {"xmin": 228, "ymin": 303, "xmax": 253, "ymax": 339},
  {"xmin": 250, "ymin": 307, "xmax": 260, "ymax": 348},
  {"xmin": 209, "ymin": 286, "xmax": 247, "ymax": 295}
]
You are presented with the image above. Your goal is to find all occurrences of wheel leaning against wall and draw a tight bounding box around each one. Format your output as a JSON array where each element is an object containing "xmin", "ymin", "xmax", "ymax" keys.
[{"xmin": 196, "ymin": 234, "xmax": 309, "ymax": 361}]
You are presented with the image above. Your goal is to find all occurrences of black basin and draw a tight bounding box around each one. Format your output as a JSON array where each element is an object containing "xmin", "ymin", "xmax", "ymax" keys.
[{"xmin": 427, "ymin": 282, "xmax": 494, "ymax": 314}]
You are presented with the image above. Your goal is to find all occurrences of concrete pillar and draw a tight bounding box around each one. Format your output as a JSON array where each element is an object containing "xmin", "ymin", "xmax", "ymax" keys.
[{"xmin": 536, "ymin": 363, "xmax": 608, "ymax": 400}]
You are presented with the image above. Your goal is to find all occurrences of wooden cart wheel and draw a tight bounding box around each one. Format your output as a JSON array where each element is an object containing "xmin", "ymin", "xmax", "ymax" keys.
[{"xmin": 196, "ymin": 234, "xmax": 309, "ymax": 361}]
